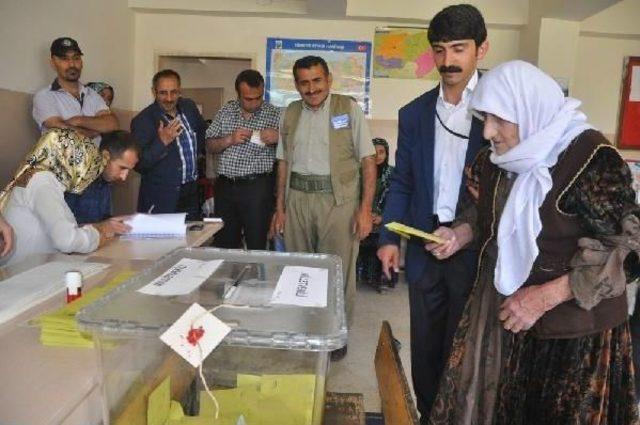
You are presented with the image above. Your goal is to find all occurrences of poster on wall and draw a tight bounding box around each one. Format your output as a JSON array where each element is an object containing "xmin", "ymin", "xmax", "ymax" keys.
[
  {"xmin": 617, "ymin": 57, "xmax": 640, "ymax": 149},
  {"xmin": 265, "ymin": 37, "xmax": 372, "ymax": 115},
  {"xmin": 373, "ymin": 27, "xmax": 439, "ymax": 80}
]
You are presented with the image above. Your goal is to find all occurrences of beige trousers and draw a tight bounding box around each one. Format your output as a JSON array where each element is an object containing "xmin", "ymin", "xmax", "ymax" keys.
[{"xmin": 284, "ymin": 189, "xmax": 359, "ymax": 325}]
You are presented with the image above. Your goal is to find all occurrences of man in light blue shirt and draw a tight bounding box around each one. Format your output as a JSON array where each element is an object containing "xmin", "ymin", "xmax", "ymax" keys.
[
  {"xmin": 32, "ymin": 37, "xmax": 119, "ymax": 143},
  {"xmin": 32, "ymin": 37, "xmax": 120, "ymax": 225}
]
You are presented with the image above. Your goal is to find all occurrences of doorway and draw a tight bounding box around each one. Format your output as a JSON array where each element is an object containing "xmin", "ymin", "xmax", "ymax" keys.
[
  {"xmin": 112, "ymin": 56, "xmax": 251, "ymax": 215},
  {"xmin": 157, "ymin": 56, "xmax": 252, "ymax": 121},
  {"xmin": 158, "ymin": 55, "xmax": 252, "ymax": 179}
]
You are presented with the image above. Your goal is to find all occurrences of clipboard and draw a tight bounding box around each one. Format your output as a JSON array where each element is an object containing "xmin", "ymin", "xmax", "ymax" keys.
[{"xmin": 385, "ymin": 222, "xmax": 445, "ymax": 244}]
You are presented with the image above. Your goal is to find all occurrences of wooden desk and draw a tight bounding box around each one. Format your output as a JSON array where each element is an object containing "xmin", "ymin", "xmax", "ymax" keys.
[{"xmin": 0, "ymin": 223, "xmax": 222, "ymax": 425}]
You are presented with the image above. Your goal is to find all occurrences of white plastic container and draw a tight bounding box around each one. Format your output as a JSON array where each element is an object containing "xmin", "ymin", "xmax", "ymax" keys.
[{"xmin": 77, "ymin": 248, "xmax": 346, "ymax": 425}]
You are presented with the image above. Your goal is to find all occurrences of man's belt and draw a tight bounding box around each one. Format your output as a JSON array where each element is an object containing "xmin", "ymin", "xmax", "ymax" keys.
[
  {"xmin": 219, "ymin": 172, "xmax": 270, "ymax": 183},
  {"xmin": 290, "ymin": 172, "xmax": 333, "ymax": 193}
]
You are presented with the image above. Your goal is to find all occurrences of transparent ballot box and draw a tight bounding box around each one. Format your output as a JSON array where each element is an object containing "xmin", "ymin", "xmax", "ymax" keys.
[{"xmin": 77, "ymin": 248, "xmax": 346, "ymax": 425}]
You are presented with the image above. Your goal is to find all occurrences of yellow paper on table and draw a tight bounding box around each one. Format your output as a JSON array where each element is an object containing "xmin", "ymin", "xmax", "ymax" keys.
[
  {"xmin": 236, "ymin": 374, "xmax": 260, "ymax": 390},
  {"xmin": 35, "ymin": 270, "xmax": 136, "ymax": 348},
  {"xmin": 200, "ymin": 386, "xmax": 259, "ymax": 423},
  {"xmin": 168, "ymin": 401, "xmax": 185, "ymax": 421},
  {"xmin": 199, "ymin": 373, "xmax": 316, "ymax": 425},
  {"xmin": 173, "ymin": 417, "xmax": 221, "ymax": 425},
  {"xmin": 148, "ymin": 373, "xmax": 317, "ymax": 425},
  {"xmin": 199, "ymin": 374, "xmax": 259, "ymax": 422},
  {"xmin": 148, "ymin": 376, "xmax": 171, "ymax": 425},
  {"xmin": 385, "ymin": 222, "xmax": 445, "ymax": 244},
  {"xmin": 258, "ymin": 374, "xmax": 316, "ymax": 425}
]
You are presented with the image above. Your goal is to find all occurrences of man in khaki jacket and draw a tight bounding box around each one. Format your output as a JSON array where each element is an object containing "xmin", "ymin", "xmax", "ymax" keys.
[{"xmin": 271, "ymin": 56, "xmax": 376, "ymax": 357}]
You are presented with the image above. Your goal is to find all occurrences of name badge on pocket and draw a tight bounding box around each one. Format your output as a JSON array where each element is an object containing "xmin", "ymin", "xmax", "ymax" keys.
[{"xmin": 331, "ymin": 114, "xmax": 350, "ymax": 130}]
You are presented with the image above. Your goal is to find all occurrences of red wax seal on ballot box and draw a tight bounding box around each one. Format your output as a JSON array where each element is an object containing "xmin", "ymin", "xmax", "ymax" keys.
[{"xmin": 187, "ymin": 326, "xmax": 205, "ymax": 346}]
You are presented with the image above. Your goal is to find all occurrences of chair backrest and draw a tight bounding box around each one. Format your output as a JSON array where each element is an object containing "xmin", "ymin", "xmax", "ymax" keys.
[{"xmin": 374, "ymin": 320, "xmax": 420, "ymax": 425}]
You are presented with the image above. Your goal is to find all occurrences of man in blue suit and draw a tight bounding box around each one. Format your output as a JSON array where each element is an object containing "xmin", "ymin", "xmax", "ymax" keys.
[
  {"xmin": 131, "ymin": 69, "xmax": 207, "ymax": 220},
  {"xmin": 377, "ymin": 5, "xmax": 489, "ymax": 422}
]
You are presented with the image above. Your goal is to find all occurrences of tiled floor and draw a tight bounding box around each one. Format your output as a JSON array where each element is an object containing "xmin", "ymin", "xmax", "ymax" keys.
[{"xmin": 326, "ymin": 275, "xmax": 413, "ymax": 413}]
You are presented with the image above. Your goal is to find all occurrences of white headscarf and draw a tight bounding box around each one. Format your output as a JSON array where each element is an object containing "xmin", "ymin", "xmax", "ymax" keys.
[{"xmin": 469, "ymin": 60, "xmax": 592, "ymax": 296}]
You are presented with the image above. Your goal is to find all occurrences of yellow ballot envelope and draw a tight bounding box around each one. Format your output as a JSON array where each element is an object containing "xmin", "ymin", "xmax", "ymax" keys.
[{"xmin": 385, "ymin": 222, "xmax": 446, "ymax": 244}]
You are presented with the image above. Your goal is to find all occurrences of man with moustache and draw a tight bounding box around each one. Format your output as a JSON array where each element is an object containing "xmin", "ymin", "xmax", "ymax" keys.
[
  {"xmin": 33, "ymin": 37, "xmax": 120, "ymax": 223},
  {"xmin": 206, "ymin": 69, "xmax": 281, "ymax": 249},
  {"xmin": 131, "ymin": 69, "xmax": 207, "ymax": 220},
  {"xmin": 377, "ymin": 5, "xmax": 489, "ymax": 422},
  {"xmin": 271, "ymin": 56, "xmax": 376, "ymax": 358}
]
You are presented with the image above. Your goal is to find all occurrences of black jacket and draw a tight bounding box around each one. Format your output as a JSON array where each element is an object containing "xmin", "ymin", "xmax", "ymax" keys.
[{"xmin": 131, "ymin": 97, "xmax": 206, "ymax": 214}]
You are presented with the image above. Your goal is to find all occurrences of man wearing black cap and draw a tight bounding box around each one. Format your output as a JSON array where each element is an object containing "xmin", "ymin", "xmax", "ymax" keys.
[
  {"xmin": 32, "ymin": 37, "xmax": 119, "ymax": 142},
  {"xmin": 33, "ymin": 37, "xmax": 120, "ymax": 225}
]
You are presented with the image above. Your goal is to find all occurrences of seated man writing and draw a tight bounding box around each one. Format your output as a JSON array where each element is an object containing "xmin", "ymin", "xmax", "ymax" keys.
[
  {"xmin": 0, "ymin": 129, "xmax": 138, "ymax": 266},
  {"xmin": 65, "ymin": 130, "xmax": 140, "ymax": 224}
]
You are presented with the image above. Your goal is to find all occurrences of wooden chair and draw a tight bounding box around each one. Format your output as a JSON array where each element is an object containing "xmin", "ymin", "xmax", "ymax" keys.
[{"xmin": 375, "ymin": 321, "xmax": 419, "ymax": 425}]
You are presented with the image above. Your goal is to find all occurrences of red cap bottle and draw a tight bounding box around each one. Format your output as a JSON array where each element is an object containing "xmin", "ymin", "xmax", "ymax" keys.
[{"xmin": 65, "ymin": 271, "xmax": 83, "ymax": 303}]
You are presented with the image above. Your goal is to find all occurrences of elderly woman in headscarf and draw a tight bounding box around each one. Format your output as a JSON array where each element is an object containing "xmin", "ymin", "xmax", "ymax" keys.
[
  {"xmin": 87, "ymin": 82, "xmax": 114, "ymax": 107},
  {"xmin": 0, "ymin": 128, "xmax": 128, "ymax": 266},
  {"xmin": 427, "ymin": 61, "xmax": 640, "ymax": 424},
  {"xmin": 357, "ymin": 138, "xmax": 395, "ymax": 290}
]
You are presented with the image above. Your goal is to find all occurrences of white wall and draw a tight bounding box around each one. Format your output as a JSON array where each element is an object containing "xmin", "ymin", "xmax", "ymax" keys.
[
  {"xmin": 346, "ymin": 0, "xmax": 528, "ymax": 25},
  {"xmin": 158, "ymin": 57, "xmax": 251, "ymax": 104},
  {"xmin": 132, "ymin": 13, "xmax": 521, "ymax": 119},
  {"xmin": 573, "ymin": 35, "xmax": 640, "ymax": 136},
  {"xmin": 573, "ymin": 0, "xmax": 640, "ymax": 140},
  {"xmin": 129, "ymin": 0, "xmax": 307, "ymax": 15},
  {"xmin": 580, "ymin": 0, "xmax": 640, "ymax": 35},
  {"xmin": 537, "ymin": 18, "xmax": 580, "ymax": 89},
  {"xmin": 0, "ymin": 0, "xmax": 135, "ymax": 110}
]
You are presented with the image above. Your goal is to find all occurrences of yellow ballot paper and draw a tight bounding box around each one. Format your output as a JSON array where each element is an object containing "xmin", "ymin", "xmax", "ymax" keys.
[
  {"xmin": 199, "ymin": 373, "xmax": 316, "ymax": 425},
  {"xmin": 148, "ymin": 373, "xmax": 317, "ymax": 425},
  {"xmin": 36, "ymin": 270, "xmax": 136, "ymax": 348},
  {"xmin": 385, "ymin": 222, "xmax": 445, "ymax": 244},
  {"xmin": 148, "ymin": 376, "xmax": 171, "ymax": 425}
]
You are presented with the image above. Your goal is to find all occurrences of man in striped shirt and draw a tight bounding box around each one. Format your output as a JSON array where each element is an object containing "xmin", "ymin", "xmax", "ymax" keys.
[{"xmin": 131, "ymin": 69, "xmax": 207, "ymax": 220}]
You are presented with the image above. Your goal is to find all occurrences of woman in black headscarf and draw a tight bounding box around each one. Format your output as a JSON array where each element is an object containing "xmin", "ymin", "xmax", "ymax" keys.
[{"xmin": 357, "ymin": 138, "xmax": 395, "ymax": 291}]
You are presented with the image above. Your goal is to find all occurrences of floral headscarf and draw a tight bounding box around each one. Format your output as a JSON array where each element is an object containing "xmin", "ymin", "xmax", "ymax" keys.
[{"xmin": 0, "ymin": 128, "xmax": 106, "ymax": 211}]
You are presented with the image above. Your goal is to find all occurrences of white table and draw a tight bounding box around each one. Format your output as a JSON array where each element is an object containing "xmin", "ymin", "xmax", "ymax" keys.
[{"xmin": 0, "ymin": 223, "xmax": 222, "ymax": 425}]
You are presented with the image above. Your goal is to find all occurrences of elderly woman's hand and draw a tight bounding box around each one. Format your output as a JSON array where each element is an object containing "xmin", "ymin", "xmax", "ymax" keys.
[{"xmin": 499, "ymin": 274, "xmax": 573, "ymax": 333}]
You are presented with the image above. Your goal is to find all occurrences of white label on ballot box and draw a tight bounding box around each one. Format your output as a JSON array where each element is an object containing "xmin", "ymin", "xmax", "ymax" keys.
[
  {"xmin": 160, "ymin": 303, "xmax": 231, "ymax": 368},
  {"xmin": 137, "ymin": 258, "xmax": 223, "ymax": 296},
  {"xmin": 270, "ymin": 266, "xmax": 328, "ymax": 308}
]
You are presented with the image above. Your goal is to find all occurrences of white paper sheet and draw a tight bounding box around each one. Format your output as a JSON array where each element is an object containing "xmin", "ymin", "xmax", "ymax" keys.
[
  {"xmin": 137, "ymin": 258, "xmax": 223, "ymax": 296},
  {"xmin": 249, "ymin": 130, "xmax": 265, "ymax": 146},
  {"xmin": 0, "ymin": 261, "xmax": 110, "ymax": 324},
  {"xmin": 160, "ymin": 303, "xmax": 231, "ymax": 368},
  {"xmin": 122, "ymin": 213, "xmax": 187, "ymax": 239},
  {"xmin": 270, "ymin": 266, "xmax": 328, "ymax": 308}
]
